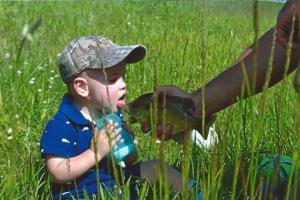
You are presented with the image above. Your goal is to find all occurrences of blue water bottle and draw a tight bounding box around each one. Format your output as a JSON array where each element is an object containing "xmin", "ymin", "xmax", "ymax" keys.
[{"xmin": 95, "ymin": 112, "xmax": 136, "ymax": 167}]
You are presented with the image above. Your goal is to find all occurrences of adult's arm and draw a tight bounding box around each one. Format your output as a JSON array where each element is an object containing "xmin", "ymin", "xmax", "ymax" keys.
[
  {"xmin": 193, "ymin": 27, "xmax": 300, "ymax": 118},
  {"xmin": 142, "ymin": 1, "xmax": 300, "ymax": 137},
  {"xmin": 193, "ymin": 0, "xmax": 300, "ymax": 117}
]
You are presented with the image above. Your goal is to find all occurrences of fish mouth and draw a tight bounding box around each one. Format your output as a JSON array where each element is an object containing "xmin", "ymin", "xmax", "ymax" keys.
[{"xmin": 124, "ymin": 106, "xmax": 137, "ymax": 123}]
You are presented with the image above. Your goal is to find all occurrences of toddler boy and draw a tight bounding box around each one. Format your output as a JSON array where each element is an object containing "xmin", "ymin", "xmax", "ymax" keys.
[{"xmin": 40, "ymin": 36, "xmax": 201, "ymax": 199}]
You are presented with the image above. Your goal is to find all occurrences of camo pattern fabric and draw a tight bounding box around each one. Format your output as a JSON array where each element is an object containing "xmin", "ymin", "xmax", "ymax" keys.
[{"xmin": 58, "ymin": 36, "xmax": 146, "ymax": 83}]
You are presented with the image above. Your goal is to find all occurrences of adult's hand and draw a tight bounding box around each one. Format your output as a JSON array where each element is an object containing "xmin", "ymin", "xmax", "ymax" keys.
[{"xmin": 140, "ymin": 85, "xmax": 201, "ymax": 140}]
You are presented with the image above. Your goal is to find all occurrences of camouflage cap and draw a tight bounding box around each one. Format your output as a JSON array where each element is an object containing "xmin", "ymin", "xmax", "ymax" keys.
[{"xmin": 58, "ymin": 36, "xmax": 147, "ymax": 83}]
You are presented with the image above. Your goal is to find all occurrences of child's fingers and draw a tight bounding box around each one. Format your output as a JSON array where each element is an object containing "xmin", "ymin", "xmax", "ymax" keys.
[
  {"xmin": 104, "ymin": 127, "xmax": 121, "ymax": 144},
  {"xmin": 95, "ymin": 121, "xmax": 116, "ymax": 134},
  {"xmin": 111, "ymin": 134, "xmax": 122, "ymax": 146},
  {"xmin": 106, "ymin": 122, "xmax": 119, "ymax": 130},
  {"xmin": 106, "ymin": 129, "xmax": 121, "ymax": 148},
  {"xmin": 98, "ymin": 122, "xmax": 121, "ymax": 141},
  {"xmin": 110, "ymin": 128, "xmax": 121, "ymax": 138},
  {"xmin": 99, "ymin": 122, "xmax": 118, "ymax": 134}
]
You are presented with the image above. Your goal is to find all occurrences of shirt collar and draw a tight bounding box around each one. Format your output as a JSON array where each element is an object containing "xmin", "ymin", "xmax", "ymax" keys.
[{"xmin": 59, "ymin": 93, "xmax": 91, "ymax": 125}]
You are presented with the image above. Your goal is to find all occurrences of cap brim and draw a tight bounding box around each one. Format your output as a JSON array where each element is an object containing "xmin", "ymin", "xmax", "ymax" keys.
[
  {"xmin": 123, "ymin": 45, "xmax": 147, "ymax": 64},
  {"xmin": 104, "ymin": 45, "xmax": 146, "ymax": 68}
]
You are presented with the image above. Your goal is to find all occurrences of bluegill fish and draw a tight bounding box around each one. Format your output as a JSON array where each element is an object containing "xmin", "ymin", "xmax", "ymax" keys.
[{"xmin": 125, "ymin": 93, "xmax": 214, "ymax": 137}]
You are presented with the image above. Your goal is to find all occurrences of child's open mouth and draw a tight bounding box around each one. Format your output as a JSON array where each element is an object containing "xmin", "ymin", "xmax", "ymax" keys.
[{"xmin": 117, "ymin": 94, "xmax": 126, "ymax": 109}]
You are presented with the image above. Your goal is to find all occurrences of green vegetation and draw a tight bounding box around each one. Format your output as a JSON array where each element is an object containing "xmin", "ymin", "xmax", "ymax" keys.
[{"xmin": 0, "ymin": 1, "xmax": 298, "ymax": 199}]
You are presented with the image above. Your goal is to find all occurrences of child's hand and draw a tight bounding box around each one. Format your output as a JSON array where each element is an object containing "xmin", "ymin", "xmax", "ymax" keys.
[{"xmin": 90, "ymin": 121, "xmax": 121, "ymax": 161}]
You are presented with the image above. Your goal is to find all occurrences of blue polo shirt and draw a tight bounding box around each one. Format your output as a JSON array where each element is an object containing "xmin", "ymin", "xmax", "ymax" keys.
[{"xmin": 40, "ymin": 94, "xmax": 118, "ymax": 200}]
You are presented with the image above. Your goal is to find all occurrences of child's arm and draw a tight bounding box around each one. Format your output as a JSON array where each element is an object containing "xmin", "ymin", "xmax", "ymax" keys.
[
  {"xmin": 46, "ymin": 122, "xmax": 121, "ymax": 183},
  {"xmin": 46, "ymin": 150, "xmax": 98, "ymax": 183}
]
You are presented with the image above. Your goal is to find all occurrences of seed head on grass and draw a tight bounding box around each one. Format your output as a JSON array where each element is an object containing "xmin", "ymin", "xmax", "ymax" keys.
[
  {"xmin": 21, "ymin": 19, "xmax": 42, "ymax": 42},
  {"xmin": 16, "ymin": 18, "xmax": 42, "ymax": 67}
]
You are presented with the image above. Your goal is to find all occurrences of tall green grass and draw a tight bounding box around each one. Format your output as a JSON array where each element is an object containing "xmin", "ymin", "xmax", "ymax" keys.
[{"xmin": 1, "ymin": 0, "xmax": 298, "ymax": 199}]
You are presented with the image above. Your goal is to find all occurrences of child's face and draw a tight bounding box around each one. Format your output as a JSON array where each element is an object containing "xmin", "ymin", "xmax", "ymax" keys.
[{"xmin": 85, "ymin": 62, "xmax": 127, "ymax": 113}]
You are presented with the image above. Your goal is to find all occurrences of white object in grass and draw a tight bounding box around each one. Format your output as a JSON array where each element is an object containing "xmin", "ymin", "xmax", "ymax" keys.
[{"xmin": 191, "ymin": 127, "xmax": 219, "ymax": 149}]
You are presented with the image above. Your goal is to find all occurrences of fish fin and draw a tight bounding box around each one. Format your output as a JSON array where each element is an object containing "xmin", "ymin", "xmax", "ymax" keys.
[
  {"xmin": 130, "ymin": 93, "xmax": 153, "ymax": 106},
  {"xmin": 128, "ymin": 93, "xmax": 153, "ymax": 105}
]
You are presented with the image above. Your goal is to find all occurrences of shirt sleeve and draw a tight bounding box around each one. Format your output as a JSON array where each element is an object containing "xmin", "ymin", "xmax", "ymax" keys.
[{"xmin": 40, "ymin": 115, "xmax": 75, "ymax": 158}]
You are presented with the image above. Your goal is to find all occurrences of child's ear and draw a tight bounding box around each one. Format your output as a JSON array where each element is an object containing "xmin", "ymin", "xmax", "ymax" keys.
[{"xmin": 72, "ymin": 77, "xmax": 89, "ymax": 97}]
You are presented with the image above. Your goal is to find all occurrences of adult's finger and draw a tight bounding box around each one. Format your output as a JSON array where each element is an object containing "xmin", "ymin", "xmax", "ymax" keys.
[{"xmin": 156, "ymin": 124, "xmax": 173, "ymax": 141}]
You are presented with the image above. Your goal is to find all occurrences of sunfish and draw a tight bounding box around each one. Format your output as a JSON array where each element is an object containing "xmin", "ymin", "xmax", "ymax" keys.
[{"xmin": 125, "ymin": 92, "xmax": 214, "ymax": 138}]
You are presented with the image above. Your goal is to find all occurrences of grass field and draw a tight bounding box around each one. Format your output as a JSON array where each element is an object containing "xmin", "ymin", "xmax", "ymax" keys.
[{"xmin": 1, "ymin": 1, "xmax": 299, "ymax": 199}]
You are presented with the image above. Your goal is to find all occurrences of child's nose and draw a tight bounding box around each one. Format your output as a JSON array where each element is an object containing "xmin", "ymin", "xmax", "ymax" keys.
[{"xmin": 119, "ymin": 77, "xmax": 127, "ymax": 90}]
